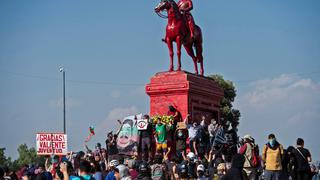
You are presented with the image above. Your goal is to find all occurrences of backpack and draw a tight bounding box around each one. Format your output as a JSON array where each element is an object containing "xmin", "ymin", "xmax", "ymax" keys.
[
  {"xmin": 150, "ymin": 164, "xmax": 164, "ymax": 180},
  {"xmin": 250, "ymin": 143, "xmax": 261, "ymax": 168}
]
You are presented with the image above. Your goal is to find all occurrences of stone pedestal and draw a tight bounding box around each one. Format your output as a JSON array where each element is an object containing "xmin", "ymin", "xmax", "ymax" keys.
[{"xmin": 145, "ymin": 71, "xmax": 224, "ymax": 123}]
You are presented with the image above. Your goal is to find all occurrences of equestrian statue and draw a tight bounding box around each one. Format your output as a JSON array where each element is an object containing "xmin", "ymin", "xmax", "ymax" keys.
[{"xmin": 155, "ymin": 0, "xmax": 204, "ymax": 75}]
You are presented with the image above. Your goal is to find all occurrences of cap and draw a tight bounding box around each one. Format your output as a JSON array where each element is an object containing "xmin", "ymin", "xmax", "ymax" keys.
[
  {"xmin": 109, "ymin": 160, "xmax": 119, "ymax": 167},
  {"xmin": 217, "ymin": 163, "xmax": 226, "ymax": 171},
  {"xmin": 197, "ymin": 164, "xmax": 205, "ymax": 172},
  {"xmin": 187, "ymin": 152, "xmax": 196, "ymax": 160}
]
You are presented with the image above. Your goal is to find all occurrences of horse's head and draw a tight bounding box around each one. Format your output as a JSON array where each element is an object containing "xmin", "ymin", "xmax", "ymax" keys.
[{"xmin": 154, "ymin": 0, "xmax": 171, "ymax": 13}]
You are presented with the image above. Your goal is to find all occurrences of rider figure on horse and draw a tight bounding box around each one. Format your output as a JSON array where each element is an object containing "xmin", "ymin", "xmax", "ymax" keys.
[{"xmin": 177, "ymin": 0, "xmax": 195, "ymax": 39}]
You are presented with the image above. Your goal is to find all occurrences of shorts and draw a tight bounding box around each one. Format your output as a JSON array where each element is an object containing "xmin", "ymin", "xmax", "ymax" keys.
[{"xmin": 156, "ymin": 141, "xmax": 168, "ymax": 151}]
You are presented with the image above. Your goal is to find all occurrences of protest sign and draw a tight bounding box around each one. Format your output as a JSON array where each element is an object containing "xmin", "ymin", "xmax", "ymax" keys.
[
  {"xmin": 36, "ymin": 133, "xmax": 67, "ymax": 155},
  {"xmin": 137, "ymin": 119, "xmax": 148, "ymax": 130},
  {"xmin": 117, "ymin": 114, "xmax": 141, "ymax": 155}
]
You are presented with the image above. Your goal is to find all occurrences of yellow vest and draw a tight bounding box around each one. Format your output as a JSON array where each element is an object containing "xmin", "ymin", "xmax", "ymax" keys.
[{"xmin": 262, "ymin": 144, "xmax": 284, "ymax": 171}]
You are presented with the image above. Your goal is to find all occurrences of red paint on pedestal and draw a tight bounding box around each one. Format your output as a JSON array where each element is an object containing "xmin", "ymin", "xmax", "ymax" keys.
[{"xmin": 146, "ymin": 71, "xmax": 224, "ymax": 123}]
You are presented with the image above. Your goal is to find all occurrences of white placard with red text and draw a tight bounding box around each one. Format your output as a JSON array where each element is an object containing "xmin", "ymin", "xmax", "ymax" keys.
[
  {"xmin": 137, "ymin": 119, "xmax": 148, "ymax": 130},
  {"xmin": 36, "ymin": 133, "xmax": 68, "ymax": 155}
]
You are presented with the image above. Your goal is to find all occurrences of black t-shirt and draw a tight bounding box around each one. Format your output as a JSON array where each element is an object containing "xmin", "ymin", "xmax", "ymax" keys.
[
  {"xmin": 140, "ymin": 124, "xmax": 153, "ymax": 138},
  {"xmin": 196, "ymin": 127, "xmax": 209, "ymax": 147},
  {"xmin": 293, "ymin": 147, "xmax": 311, "ymax": 171},
  {"xmin": 105, "ymin": 139, "xmax": 118, "ymax": 155}
]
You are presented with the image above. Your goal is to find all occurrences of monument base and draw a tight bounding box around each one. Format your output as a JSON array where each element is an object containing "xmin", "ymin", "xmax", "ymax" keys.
[{"xmin": 145, "ymin": 71, "xmax": 224, "ymax": 123}]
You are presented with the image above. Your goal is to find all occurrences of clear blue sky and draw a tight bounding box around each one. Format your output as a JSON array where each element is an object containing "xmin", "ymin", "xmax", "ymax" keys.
[{"xmin": 0, "ymin": 0, "xmax": 319, "ymax": 160}]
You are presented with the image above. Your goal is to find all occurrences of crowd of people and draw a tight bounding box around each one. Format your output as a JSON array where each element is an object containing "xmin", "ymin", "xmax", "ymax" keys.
[{"xmin": 1, "ymin": 109, "xmax": 319, "ymax": 180}]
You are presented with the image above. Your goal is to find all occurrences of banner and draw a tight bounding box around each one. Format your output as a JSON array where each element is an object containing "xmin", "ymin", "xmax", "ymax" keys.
[
  {"xmin": 36, "ymin": 133, "xmax": 68, "ymax": 155},
  {"xmin": 117, "ymin": 114, "xmax": 141, "ymax": 155}
]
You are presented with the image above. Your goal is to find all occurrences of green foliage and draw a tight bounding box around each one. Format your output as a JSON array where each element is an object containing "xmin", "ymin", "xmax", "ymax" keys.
[
  {"xmin": 14, "ymin": 144, "xmax": 46, "ymax": 169},
  {"xmin": 151, "ymin": 115, "xmax": 174, "ymax": 125},
  {"xmin": 0, "ymin": 148, "xmax": 12, "ymax": 167},
  {"xmin": 0, "ymin": 144, "xmax": 45, "ymax": 171},
  {"xmin": 208, "ymin": 74, "xmax": 241, "ymax": 128}
]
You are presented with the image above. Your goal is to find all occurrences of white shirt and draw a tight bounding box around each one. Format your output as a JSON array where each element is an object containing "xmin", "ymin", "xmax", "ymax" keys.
[{"xmin": 187, "ymin": 124, "xmax": 199, "ymax": 140}]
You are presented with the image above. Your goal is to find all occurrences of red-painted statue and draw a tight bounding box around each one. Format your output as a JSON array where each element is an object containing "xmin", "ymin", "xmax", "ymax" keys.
[{"xmin": 155, "ymin": 0, "xmax": 204, "ymax": 75}]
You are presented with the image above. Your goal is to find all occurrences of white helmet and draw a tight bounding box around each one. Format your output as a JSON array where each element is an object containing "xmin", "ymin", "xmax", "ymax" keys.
[
  {"xmin": 187, "ymin": 152, "xmax": 196, "ymax": 160},
  {"xmin": 109, "ymin": 160, "xmax": 119, "ymax": 167},
  {"xmin": 116, "ymin": 164, "xmax": 130, "ymax": 178}
]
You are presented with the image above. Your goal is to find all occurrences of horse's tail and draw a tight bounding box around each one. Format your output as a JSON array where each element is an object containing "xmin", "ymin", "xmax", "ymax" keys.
[
  {"xmin": 194, "ymin": 25, "xmax": 203, "ymax": 44},
  {"xmin": 194, "ymin": 25, "xmax": 203, "ymax": 63}
]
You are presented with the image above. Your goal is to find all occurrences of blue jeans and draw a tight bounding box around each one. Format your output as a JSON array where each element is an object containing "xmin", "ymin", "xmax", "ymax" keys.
[{"xmin": 264, "ymin": 170, "xmax": 281, "ymax": 180}]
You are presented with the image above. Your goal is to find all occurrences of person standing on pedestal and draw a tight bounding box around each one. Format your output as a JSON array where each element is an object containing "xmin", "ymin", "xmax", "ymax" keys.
[
  {"xmin": 167, "ymin": 105, "xmax": 182, "ymax": 128},
  {"xmin": 155, "ymin": 117, "xmax": 172, "ymax": 157},
  {"xmin": 175, "ymin": 127, "xmax": 188, "ymax": 161},
  {"xmin": 193, "ymin": 117, "xmax": 209, "ymax": 160},
  {"xmin": 167, "ymin": 105, "xmax": 182, "ymax": 156},
  {"xmin": 105, "ymin": 132, "xmax": 119, "ymax": 163},
  {"xmin": 208, "ymin": 119, "xmax": 218, "ymax": 150},
  {"xmin": 138, "ymin": 115, "xmax": 153, "ymax": 162},
  {"xmin": 184, "ymin": 114, "xmax": 200, "ymax": 153}
]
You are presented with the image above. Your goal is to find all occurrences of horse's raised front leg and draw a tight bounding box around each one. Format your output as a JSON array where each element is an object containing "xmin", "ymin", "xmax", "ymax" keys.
[
  {"xmin": 183, "ymin": 44, "xmax": 198, "ymax": 74},
  {"xmin": 176, "ymin": 36, "xmax": 182, "ymax": 71},
  {"xmin": 167, "ymin": 38, "xmax": 174, "ymax": 72}
]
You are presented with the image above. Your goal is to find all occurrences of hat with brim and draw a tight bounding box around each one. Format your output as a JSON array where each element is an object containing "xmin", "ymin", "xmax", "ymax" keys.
[{"xmin": 244, "ymin": 134, "xmax": 254, "ymax": 141}]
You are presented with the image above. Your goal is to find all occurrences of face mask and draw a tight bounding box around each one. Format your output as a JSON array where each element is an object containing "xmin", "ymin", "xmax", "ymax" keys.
[
  {"xmin": 52, "ymin": 159, "xmax": 58, "ymax": 164},
  {"xmin": 200, "ymin": 121, "xmax": 205, "ymax": 126},
  {"xmin": 178, "ymin": 131, "xmax": 183, "ymax": 137},
  {"xmin": 269, "ymin": 139, "xmax": 276, "ymax": 147},
  {"xmin": 193, "ymin": 123, "xmax": 197, "ymax": 127}
]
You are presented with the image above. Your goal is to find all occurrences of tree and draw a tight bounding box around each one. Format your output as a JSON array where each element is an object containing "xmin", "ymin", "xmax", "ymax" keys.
[
  {"xmin": 1, "ymin": 144, "xmax": 46, "ymax": 171},
  {"xmin": 0, "ymin": 148, "xmax": 12, "ymax": 167},
  {"xmin": 13, "ymin": 144, "xmax": 45, "ymax": 169},
  {"xmin": 208, "ymin": 74, "xmax": 241, "ymax": 129}
]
